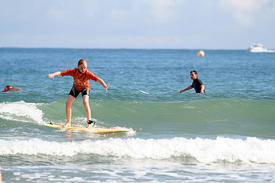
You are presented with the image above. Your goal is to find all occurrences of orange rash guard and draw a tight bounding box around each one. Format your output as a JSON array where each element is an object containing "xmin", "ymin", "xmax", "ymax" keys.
[{"xmin": 61, "ymin": 68, "xmax": 99, "ymax": 91}]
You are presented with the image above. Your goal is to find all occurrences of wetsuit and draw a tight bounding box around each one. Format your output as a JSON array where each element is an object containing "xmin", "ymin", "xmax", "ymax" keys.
[{"xmin": 191, "ymin": 79, "xmax": 205, "ymax": 93}]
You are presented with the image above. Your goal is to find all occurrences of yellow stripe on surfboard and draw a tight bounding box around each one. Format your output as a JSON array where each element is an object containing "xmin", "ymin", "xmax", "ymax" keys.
[{"xmin": 44, "ymin": 123, "xmax": 130, "ymax": 134}]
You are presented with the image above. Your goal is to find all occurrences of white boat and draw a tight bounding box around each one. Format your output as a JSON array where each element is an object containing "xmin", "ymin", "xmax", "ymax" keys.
[{"xmin": 248, "ymin": 43, "xmax": 275, "ymax": 53}]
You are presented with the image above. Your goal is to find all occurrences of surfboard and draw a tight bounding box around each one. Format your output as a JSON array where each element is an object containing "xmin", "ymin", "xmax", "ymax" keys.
[{"xmin": 44, "ymin": 123, "xmax": 130, "ymax": 134}]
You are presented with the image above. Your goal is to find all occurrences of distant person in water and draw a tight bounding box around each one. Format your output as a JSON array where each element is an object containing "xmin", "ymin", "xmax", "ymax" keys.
[
  {"xmin": 48, "ymin": 59, "xmax": 108, "ymax": 128},
  {"xmin": 1, "ymin": 85, "xmax": 21, "ymax": 92},
  {"xmin": 180, "ymin": 70, "xmax": 205, "ymax": 94},
  {"xmin": 3, "ymin": 85, "xmax": 12, "ymax": 91}
]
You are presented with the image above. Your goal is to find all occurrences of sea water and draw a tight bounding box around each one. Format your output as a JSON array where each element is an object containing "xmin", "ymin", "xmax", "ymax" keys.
[{"xmin": 0, "ymin": 48, "xmax": 275, "ymax": 182}]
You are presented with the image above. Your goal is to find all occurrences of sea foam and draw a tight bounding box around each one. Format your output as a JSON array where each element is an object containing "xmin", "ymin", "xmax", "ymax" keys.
[
  {"xmin": 0, "ymin": 101, "xmax": 44, "ymax": 123},
  {"xmin": 0, "ymin": 137, "xmax": 274, "ymax": 164}
]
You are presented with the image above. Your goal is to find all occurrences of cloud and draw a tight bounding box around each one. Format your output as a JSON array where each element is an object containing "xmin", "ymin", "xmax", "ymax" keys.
[
  {"xmin": 219, "ymin": 0, "xmax": 272, "ymax": 26},
  {"xmin": 109, "ymin": 0, "xmax": 185, "ymax": 24},
  {"xmin": 0, "ymin": 0, "xmax": 274, "ymax": 48},
  {"xmin": 148, "ymin": 0, "xmax": 178, "ymax": 23}
]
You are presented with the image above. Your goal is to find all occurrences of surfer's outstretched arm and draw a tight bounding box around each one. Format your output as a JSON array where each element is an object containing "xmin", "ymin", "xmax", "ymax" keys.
[
  {"xmin": 180, "ymin": 86, "xmax": 192, "ymax": 93},
  {"xmin": 96, "ymin": 78, "xmax": 108, "ymax": 92},
  {"xmin": 200, "ymin": 85, "xmax": 205, "ymax": 93},
  {"xmin": 48, "ymin": 71, "xmax": 61, "ymax": 79}
]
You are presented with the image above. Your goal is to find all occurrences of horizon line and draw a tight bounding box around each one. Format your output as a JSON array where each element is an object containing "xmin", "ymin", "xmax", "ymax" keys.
[{"xmin": 0, "ymin": 46, "xmax": 249, "ymax": 51}]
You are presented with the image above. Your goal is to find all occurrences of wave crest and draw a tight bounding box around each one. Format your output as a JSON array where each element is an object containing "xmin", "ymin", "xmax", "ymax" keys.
[
  {"xmin": 0, "ymin": 101, "xmax": 44, "ymax": 123},
  {"xmin": 0, "ymin": 137, "xmax": 274, "ymax": 164}
]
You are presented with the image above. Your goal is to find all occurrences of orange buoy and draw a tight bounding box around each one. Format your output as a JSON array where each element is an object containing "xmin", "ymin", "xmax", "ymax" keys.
[{"xmin": 197, "ymin": 50, "xmax": 205, "ymax": 57}]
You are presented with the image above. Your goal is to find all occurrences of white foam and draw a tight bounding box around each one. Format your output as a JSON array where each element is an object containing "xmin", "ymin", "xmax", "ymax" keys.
[
  {"xmin": 113, "ymin": 126, "xmax": 136, "ymax": 136},
  {"xmin": 139, "ymin": 90, "xmax": 150, "ymax": 95},
  {"xmin": 0, "ymin": 137, "xmax": 274, "ymax": 164},
  {"xmin": 0, "ymin": 101, "xmax": 44, "ymax": 124}
]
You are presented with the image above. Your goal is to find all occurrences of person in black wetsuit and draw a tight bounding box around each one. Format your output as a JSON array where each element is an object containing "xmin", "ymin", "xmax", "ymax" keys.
[{"xmin": 180, "ymin": 70, "xmax": 205, "ymax": 94}]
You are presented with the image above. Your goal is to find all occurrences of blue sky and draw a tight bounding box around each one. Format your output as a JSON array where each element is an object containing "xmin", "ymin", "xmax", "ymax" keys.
[{"xmin": 0, "ymin": 0, "xmax": 274, "ymax": 49}]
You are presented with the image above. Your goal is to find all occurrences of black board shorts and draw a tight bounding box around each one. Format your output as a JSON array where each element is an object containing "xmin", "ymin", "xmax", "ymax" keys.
[{"xmin": 69, "ymin": 87, "xmax": 90, "ymax": 98}]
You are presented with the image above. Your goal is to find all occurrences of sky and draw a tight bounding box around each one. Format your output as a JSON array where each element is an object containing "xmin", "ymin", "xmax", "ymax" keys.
[{"xmin": 0, "ymin": 0, "xmax": 274, "ymax": 49}]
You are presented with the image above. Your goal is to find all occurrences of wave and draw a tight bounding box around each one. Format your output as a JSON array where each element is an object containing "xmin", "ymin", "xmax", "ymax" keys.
[
  {"xmin": 82, "ymin": 98, "xmax": 275, "ymax": 138},
  {"xmin": 0, "ymin": 137, "xmax": 274, "ymax": 164},
  {"xmin": 0, "ymin": 101, "xmax": 44, "ymax": 124},
  {"xmin": 0, "ymin": 99, "xmax": 274, "ymax": 137}
]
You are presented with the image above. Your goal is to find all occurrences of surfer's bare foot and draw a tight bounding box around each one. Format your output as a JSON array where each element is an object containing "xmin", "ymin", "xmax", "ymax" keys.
[
  {"xmin": 64, "ymin": 123, "xmax": 71, "ymax": 128},
  {"xmin": 87, "ymin": 120, "xmax": 96, "ymax": 128}
]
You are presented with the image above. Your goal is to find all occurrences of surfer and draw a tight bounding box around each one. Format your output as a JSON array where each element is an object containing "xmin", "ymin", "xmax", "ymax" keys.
[
  {"xmin": 48, "ymin": 59, "xmax": 108, "ymax": 128},
  {"xmin": 180, "ymin": 70, "xmax": 205, "ymax": 94},
  {"xmin": 2, "ymin": 85, "xmax": 12, "ymax": 92},
  {"xmin": 1, "ymin": 85, "xmax": 21, "ymax": 92}
]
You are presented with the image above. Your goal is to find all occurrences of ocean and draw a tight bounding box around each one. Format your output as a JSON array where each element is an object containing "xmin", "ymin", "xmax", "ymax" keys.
[{"xmin": 0, "ymin": 48, "xmax": 275, "ymax": 182}]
